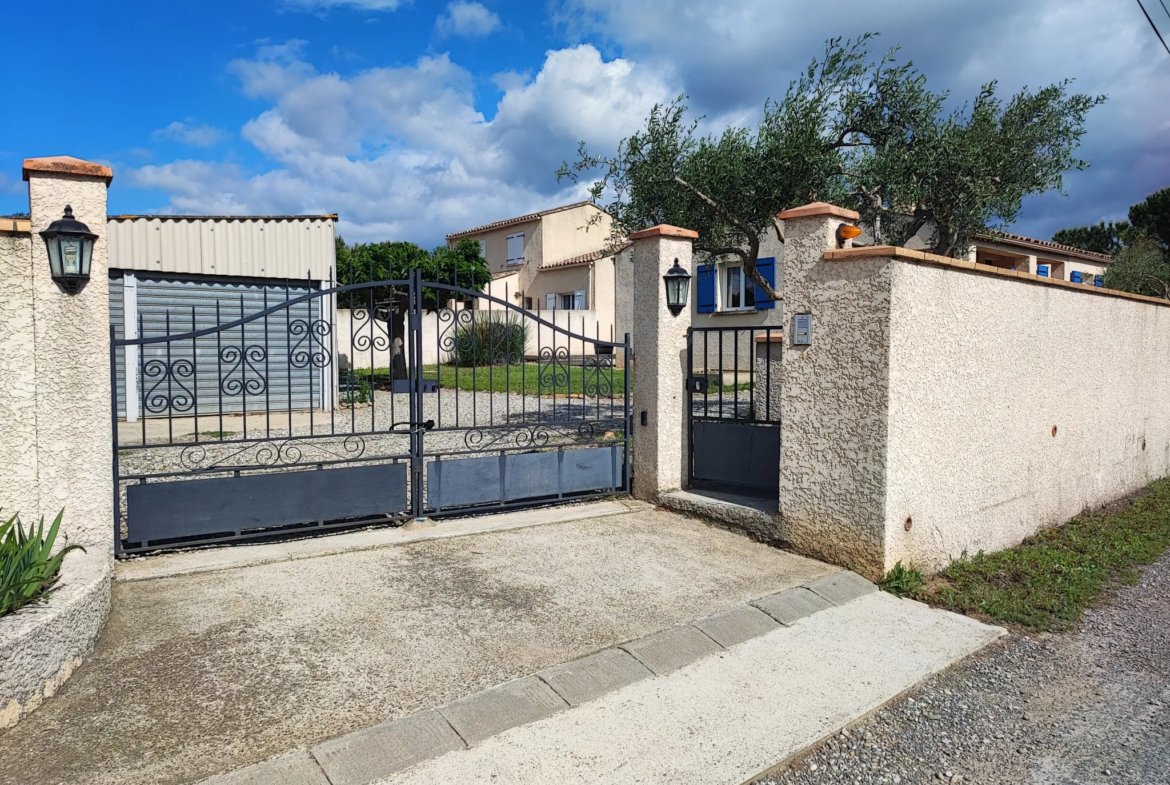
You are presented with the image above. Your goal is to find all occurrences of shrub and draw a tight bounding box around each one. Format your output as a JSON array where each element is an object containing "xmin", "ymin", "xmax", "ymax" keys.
[
  {"xmin": 450, "ymin": 313, "xmax": 529, "ymax": 366},
  {"xmin": 880, "ymin": 560, "xmax": 924, "ymax": 597},
  {"xmin": 0, "ymin": 510, "xmax": 84, "ymax": 617}
]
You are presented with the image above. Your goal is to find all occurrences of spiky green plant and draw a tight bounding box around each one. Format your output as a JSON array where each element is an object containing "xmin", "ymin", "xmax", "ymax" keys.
[{"xmin": 0, "ymin": 510, "xmax": 84, "ymax": 617}]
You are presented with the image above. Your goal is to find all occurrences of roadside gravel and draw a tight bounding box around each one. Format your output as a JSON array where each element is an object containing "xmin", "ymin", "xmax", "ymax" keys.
[{"xmin": 755, "ymin": 551, "xmax": 1170, "ymax": 785}]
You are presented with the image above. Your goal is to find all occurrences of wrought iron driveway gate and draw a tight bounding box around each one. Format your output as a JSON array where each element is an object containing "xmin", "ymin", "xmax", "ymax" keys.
[
  {"xmin": 112, "ymin": 270, "xmax": 630, "ymax": 555},
  {"xmin": 686, "ymin": 326, "xmax": 781, "ymax": 496}
]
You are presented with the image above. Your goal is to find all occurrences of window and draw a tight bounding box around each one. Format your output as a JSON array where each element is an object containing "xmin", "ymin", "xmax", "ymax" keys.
[
  {"xmin": 557, "ymin": 291, "xmax": 587, "ymax": 310},
  {"xmin": 523, "ymin": 296, "xmax": 533, "ymax": 310},
  {"xmin": 507, "ymin": 233, "xmax": 524, "ymax": 265},
  {"xmin": 722, "ymin": 265, "xmax": 755, "ymax": 310}
]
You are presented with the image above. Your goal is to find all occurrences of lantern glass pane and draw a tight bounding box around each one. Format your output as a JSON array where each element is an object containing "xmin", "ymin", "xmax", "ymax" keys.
[
  {"xmin": 80, "ymin": 236, "xmax": 93, "ymax": 276},
  {"xmin": 46, "ymin": 237, "xmax": 63, "ymax": 276},
  {"xmin": 667, "ymin": 276, "xmax": 686, "ymax": 306},
  {"xmin": 60, "ymin": 237, "xmax": 83, "ymax": 275}
]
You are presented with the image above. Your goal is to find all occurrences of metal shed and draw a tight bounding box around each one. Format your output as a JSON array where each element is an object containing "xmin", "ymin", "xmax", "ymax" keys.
[{"xmin": 107, "ymin": 214, "xmax": 338, "ymax": 421}]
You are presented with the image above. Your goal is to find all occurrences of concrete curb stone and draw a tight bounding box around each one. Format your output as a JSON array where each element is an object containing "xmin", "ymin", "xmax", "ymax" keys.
[
  {"xmin": 311, "ymin": 709, "xmax": 464, "ymax": 785},
  {"xmin": 438, "ymin": 676, "xmax": 567, "ymax": 746},
  {"xmin": 752, "ymin": 587, "xmax": 835, "ymax": 625},
  {"xmin": 693, "ymin": 604, "xmax": 782, "ymax": 648},
  {"xmin": 619, "ymin": 624, "xmax": 724, "ymax": 675},
  {"xmin": 538, "ymin": 648, "xmax": 654, "ymax": 707},
  {"xmin": 805, "ymin": 571, "xmax": 879, "ymax": 605}
]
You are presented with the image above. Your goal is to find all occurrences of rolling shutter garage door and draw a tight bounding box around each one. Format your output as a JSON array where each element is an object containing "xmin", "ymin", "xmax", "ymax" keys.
[{"xmin": 110, "ymin": 274, "xmax": 327, "ymax": 419}]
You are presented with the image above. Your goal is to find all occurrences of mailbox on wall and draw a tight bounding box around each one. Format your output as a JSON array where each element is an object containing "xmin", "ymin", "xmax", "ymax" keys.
[{"xmin": 792, "ymin": 313, "xmax": 812, "ymax": 346}]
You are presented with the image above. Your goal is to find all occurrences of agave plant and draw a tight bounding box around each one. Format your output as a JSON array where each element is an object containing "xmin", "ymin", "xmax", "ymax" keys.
[{"xmin": 0, "ymin": 510, "xmax": 84, "ymax": 617}]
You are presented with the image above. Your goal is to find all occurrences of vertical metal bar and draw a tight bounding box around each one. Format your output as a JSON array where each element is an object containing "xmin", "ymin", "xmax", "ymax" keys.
[
  {"xmin": 348, "ymin": 278, "xmax": 356, "ymax": 433},
  {"xmin": 110, "ymin": 325, "xmax": 123, "ymax": 556},
  {"xmin": 328, "ymin": 268, "xmax": 335, "ymax": 436},
  {"xmin": 285, "ymin": 283, "xmax": 293, "ymax": 437},
  {"xmin": 191, "ymin": 307, "xmax": 199, "ymax": 442},
  {"xmin": 436, "ymin": 283, "xmax": 443, "ymax": 429},
  {"xmin": 623, "ymin": 333, "xmax": 631, "ymax": 494},
  {"xmin": 139, "ymin": 313, "xmax": 146, "ymax": 445},
  {"xmin": 766, "ymin": 328, "xmax": 773, "ymax": 423},
  {"xmin": 306, "ymin": 272, "xmax": 315, "ymax": 438},
  {"xmin": 264, "ymin": 288, "xmax": 271, "ymax": 438},
  {"xmin": 703, "ymin": 329, "xmax": 709, "ymax": 419},
  {"xmin": 165, "ymin": 311, "xmax": 173, "ymax": 444},
  {"xmin": 718, "ymin": 329, "xmax": 724, "ymax": 419},
  {"xmin": 216, "ymin": 301, "xmax": 224, "ymax": 438},
  {"xmin": 504, "ymin": 282, "xmax": 510, "ymax": 422},
  {"xmin": 686, "ymin": 326, "xmax": 693, "ymax": 487},
  {"xmin": 733, "ymin": 328, "xmax": 740, "ymax": 420},
  {"xmin": 410, "ymin": 269, "xmax": 423, "ymax": 519},
  {"xmin": 488, "ymin": 283, "xmax": 494, "ymax": 425}
]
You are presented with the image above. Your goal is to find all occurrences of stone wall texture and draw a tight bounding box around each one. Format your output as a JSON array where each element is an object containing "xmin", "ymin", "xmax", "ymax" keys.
[
  {"xmin": 27, "ymin": 173, "xmax": 113, "ymax": 550},
  {"xmin": 779, "ymin": 214, "xmax": 892, "ymax": 576},
  {"xmin": 0, "ymin": 551, "xmax": 111, "ymax": 729},
  {"xmin": 0, "ymin": 233, "xmax": 39, "ymax": 519},
  {"xmin": 884, "ymin": 261, "xmax": 1170, "ymax": 571},
  {"xmin": 782, "ymin": 231, "xmax": 1170, "ymax": 577},
  {"xmin": 631, "ymin": 231, "xmax": 694, "ymax": 499}
]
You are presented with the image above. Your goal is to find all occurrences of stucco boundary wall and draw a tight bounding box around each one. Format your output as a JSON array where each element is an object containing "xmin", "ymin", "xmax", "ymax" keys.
[
  {"xmin": 782, "ymin": 238, "xmax": 1170, "ymax": 578},
  {"xmin": 0, "ymin": 551, "xmax": 111, "ymax": 729}
]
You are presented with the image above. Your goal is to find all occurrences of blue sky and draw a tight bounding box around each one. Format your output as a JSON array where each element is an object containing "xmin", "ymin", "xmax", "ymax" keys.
[{"xmin": 2, "ymin": 0, "xmax": 1169, "ymax": 248}]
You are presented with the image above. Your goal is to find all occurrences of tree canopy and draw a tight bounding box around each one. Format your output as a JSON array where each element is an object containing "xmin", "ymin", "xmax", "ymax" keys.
[
  {"xmin": 1054, "ymin": 187, "xmax": 1170, "ymax": 298},
  {"xmin": 559, "ymin": 33, "xmax": 1104, "ymax": 299},
  {"xmin": 335, "ymin": 237, "xmax": 491, "ymax": 311}
]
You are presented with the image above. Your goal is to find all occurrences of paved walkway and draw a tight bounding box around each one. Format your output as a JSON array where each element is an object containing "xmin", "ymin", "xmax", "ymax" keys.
[{"xmin": 0, "ymin": 502, "xmax": 836, "ymax": 785}]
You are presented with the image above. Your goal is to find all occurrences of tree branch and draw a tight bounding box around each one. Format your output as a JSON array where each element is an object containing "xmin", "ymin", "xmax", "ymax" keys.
[{"xmin": 671, "ymin": 175, "xmax": 780, "ymax": 300}]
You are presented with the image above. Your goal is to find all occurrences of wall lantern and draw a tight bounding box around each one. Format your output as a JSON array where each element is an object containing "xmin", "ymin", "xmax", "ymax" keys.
[
  {"xmin": 40, "ymin": 205, "xmax": 96, "ymax": 294},
  {"xmin": 663, "ymin": 259, "xmax": 692, "ymax": 316}
]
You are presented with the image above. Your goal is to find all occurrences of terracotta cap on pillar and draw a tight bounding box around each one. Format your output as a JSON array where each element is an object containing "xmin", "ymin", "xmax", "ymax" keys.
[
  {"xmin": 629, "ymin": 224, "xmax": 699, "ymax": 241},
  {"xmin": 776, "ymin": 202, "xmax": 858, "ymax": 221},
  {"xmin": 23, "ymin": 156, "xmax": 114, "ymax": 186}
]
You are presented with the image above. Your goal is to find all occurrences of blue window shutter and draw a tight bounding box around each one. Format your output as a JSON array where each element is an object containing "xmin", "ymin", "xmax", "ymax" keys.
[
  {"xmin": 696, "ymin": 265, "xmax": 716, "ymax": 313},
  {"xmin": 754, "ymin": 257, "xmax": 776, "ymax": 310},
  {"xmin": 1071, "ymin": 271, "xmax": 1082, "ymax": 283}
]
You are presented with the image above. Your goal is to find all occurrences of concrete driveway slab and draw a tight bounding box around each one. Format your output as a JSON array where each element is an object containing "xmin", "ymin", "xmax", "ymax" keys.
[{"xmin": 0, "ymin": 504, "xmax": 836, "ymax": 785}]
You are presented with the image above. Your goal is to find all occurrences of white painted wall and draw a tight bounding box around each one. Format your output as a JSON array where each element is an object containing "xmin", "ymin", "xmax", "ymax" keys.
[{"xmin": 884, "ymin": 262, "xmax": 1170, "ymax": 571}]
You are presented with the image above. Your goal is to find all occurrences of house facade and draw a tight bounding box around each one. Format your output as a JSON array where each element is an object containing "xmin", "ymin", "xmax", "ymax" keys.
[{"xmin": 446, "ymin": 202, "xmax": 620, "ymax": 343}]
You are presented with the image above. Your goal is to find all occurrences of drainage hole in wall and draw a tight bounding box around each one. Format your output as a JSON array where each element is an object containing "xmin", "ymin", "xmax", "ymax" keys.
[
  {"xmin": 1142, "ymin": 438, "xmax": 1147, "ymax": 451},
  {"xmin": 904, "ymin": 516, "xmax": 913, "ymax": 531},
  {"xmin": 1051, "ymin": 425, "xmax": 1058, "ymax": 437}
]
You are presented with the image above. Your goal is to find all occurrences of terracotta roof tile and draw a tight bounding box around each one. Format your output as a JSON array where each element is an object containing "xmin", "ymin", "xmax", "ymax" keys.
[
  {"xmin": 976, "ymin": 232, "xmax": 1112, "ymax": 264},
  {"xmin": 446, "ymin": 201, "xmax": 597, "ymax": 240}
]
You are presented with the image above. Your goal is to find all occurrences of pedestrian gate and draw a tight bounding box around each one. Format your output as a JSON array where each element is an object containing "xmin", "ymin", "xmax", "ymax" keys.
[{"xmin": 686, "ymin": 326, "xmax": 781, "ymax": 496}]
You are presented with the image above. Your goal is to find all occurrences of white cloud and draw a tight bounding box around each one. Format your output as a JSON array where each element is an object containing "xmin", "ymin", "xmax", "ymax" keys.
[
  {"xmin": 130, "ymin": 1, "xmax": 1170, "ymax": 246},
  {"xmin": 127, "ymin": 43, "xmax": 674, "ymax": 244},
  {"xmin": 152, "ymin": 121, "xmax": 223, "ymax": 147},
  {"xmin": 435, "ymin": 2, "xmax": 502, "ymax": 38},
  {"xmin": 553, "ymin": 0, "xmax": 1170, "ymax": 239}
]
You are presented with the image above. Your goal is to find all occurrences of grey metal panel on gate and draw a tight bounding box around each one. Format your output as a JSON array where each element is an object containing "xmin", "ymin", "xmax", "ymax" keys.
[
  {"xmin": 429, "ymin": 446, "xmax": 621, "ymax": 509},
  {"xmin": 427, "ymin": 456, "xmax": 502, "ymax": 509},
  {"xmin": 126, "ymin": 463, "xmax": 407, "ymax": 543},
  {"xmin": 109, "ymin": 274, "xmax": 126, "ymax": 418},
  {"xmin": 691, "ymin": 421, "xmax": 779, "ymax": 492}
]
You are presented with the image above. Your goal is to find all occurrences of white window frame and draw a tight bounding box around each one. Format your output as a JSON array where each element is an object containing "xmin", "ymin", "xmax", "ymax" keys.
[
  {"xmin": 506, "ymin": 232, "xmax": 525, "ymax": 266},
  {"xmin": 719, "ymin": 263, "xmax": 755, "ymax": 312},
  {"xmin": 560, "ymin": 292, "xmax": 575, "ymax": 310}
]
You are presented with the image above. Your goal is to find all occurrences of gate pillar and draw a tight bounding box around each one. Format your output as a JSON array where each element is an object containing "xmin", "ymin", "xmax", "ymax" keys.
[
  {"xmin": 629, "ymin": 225, "xmax": 696, "ymax": 501},
  {"xmin": 0, "ymin": 157, "xmax": 114, "ymax": 552}
]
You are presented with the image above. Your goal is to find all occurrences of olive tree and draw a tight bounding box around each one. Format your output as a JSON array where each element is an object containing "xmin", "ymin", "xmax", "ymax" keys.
[{"xmin": 560, "ymin": 34, "xmax": 1104, "ymax": 298}]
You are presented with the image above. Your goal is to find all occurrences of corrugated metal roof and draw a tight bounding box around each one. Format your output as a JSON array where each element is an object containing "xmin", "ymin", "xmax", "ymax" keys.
[
  {"xmin": 446, "ymin": 202, "xmax": 595, "ymax": 240},
  {"xmin": 107, "ymin": 215, "xmax": 337, "ymax": 281}
]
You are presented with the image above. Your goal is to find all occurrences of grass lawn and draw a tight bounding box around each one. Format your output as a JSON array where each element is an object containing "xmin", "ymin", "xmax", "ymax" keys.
[
  {"xmin": 881, "ymin": 478, "xmax": 1170, "ymax": 631},
  {"xmin": 350, "ymin": 363, "xmax": 759, "ymax": 397}
]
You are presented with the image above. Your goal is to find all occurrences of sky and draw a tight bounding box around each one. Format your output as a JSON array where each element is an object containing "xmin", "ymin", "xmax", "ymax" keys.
[{"xmin": 2, "ymin": 0, "xmax": 1168, "ymax": 248}]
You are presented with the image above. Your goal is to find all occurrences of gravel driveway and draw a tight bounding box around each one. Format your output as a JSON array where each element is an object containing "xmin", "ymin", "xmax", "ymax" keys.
[{"xmin": 756, "ymin": 552, "xmax": 1170, "ymax": 785}]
